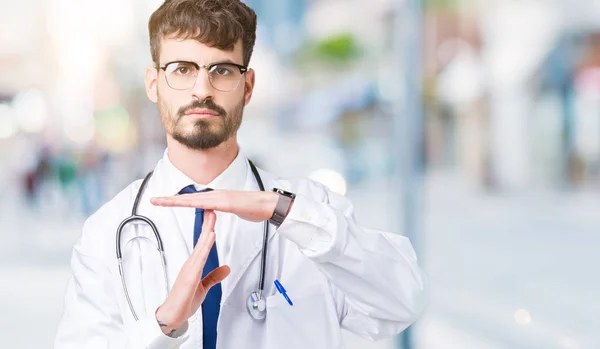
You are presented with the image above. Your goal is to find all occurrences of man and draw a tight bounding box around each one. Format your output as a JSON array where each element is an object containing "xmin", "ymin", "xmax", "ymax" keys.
[{"xmin": 54, "ymin": 1, "xmax": 427, "ymax": 348}]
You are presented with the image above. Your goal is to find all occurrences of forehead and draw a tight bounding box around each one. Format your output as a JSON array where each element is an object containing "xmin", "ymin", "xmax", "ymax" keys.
[{"xmin": 159, "ymin": 38, "xmax": 244, "ymax": 65}]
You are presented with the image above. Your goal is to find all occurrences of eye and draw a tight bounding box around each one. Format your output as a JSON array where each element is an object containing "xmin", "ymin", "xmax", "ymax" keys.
[
  {"xmin": 213, "ymin": 65, "xmax": 233, "ymax": 76},
  {"xmin": 168, "ymin": 62, "xmax": 196, "ymax": 76}
]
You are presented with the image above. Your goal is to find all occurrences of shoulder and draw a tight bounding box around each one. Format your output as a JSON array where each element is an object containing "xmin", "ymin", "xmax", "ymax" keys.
[{"xmin": 85, "ymin": 179, "xmax": 144, "ymax": 228}]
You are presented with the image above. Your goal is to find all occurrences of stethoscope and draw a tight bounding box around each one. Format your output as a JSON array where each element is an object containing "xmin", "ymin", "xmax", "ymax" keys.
[{"xmin": 116, "ymin": 160, "xmax": 269, "ymax": 322}]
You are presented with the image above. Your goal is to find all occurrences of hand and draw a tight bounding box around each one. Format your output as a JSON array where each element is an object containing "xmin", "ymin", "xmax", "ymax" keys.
[
  {"xmin": 151, "ymin": 190, "xmax": 280, "ymax": 222},
  {"xmin": 155, "ymin": 210, "xmax": 230, "ymax": 335}
]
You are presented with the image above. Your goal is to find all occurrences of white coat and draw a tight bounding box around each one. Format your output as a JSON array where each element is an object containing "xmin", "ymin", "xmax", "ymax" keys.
[{"xmin": 54, "ymin": 150, "xmax": 427, "ymax": 349}]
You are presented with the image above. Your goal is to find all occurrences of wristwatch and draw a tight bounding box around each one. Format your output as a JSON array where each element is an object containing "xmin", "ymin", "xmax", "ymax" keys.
[{"xmin": 269, "ymin": 188, "xmax": 296, "ymax": 227}]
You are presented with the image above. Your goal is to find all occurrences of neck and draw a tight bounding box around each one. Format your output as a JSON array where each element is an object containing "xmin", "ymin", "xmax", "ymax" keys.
[{"xmin": 166, "ymin": 135, "xmax": 239, "ymax": 185}]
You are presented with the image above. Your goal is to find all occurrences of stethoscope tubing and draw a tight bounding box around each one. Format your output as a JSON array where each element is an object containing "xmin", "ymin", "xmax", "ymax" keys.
[{"xmin": 116, "ymin": 160, "xmax": 268, "ymax": 321}]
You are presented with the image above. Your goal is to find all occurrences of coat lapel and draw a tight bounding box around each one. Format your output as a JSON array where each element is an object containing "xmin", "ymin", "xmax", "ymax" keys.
[{"xmin": 136, "ymin": 165, "xmax": 193, "ymax": 295}]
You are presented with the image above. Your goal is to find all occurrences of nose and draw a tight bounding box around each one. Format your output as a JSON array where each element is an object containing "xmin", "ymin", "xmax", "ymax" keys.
[{"xmin": 190, "ymin": 69, "xmax": 214, "ymax": 101}]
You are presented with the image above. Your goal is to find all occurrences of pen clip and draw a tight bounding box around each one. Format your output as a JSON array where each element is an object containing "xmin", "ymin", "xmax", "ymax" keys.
[{"xmin": 274, "ymin": 280, "xmax": 293, "ymax": 306}]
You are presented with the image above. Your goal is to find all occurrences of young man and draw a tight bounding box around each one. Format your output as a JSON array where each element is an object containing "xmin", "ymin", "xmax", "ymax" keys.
[{"xmin": 54, "ymin": 1, "xmax": 427, "ymax": 348}]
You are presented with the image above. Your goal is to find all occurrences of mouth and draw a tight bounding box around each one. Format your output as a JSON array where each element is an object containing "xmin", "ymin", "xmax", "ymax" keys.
[{"xmin": 184, "ymin": 108, "xmax": 220, "ymax": 119}]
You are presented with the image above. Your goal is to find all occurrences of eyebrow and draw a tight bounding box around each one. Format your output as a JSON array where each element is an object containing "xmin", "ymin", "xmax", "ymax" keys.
[{"xmin": 210, "ymin": 59, "xmax": 241, "ymax": 65}]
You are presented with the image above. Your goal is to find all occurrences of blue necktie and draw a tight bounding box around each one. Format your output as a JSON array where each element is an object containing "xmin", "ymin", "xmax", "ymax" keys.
[{"xmin": 179, "ymin": 185, "xmax": 220, "ymax": 349}]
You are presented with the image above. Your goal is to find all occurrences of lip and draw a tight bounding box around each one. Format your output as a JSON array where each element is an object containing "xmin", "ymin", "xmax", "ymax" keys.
[{"xmin": 184, "ymin": 108, "xmax": 220, "ymax": 119}]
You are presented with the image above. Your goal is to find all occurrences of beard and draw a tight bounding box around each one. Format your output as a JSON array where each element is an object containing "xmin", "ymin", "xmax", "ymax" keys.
[{"xmin": 159, "ymin": 94, "xmax": 244, "ymax": 150}]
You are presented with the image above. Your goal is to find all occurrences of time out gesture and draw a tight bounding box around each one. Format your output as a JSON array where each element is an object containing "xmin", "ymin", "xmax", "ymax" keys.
[{"xmin": 150, "ymin": 190, "xmax": 285, "ymax": 336}]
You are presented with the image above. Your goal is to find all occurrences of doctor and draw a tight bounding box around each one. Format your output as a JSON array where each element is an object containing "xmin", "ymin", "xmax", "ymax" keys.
[{"xmin": 54, "ymin": 0, "xmax": 427, "ymax": 348}]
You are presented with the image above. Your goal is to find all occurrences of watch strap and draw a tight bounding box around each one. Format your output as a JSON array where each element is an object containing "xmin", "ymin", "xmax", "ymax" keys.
[{"xmin": 270, "ymin": 188, "xmax": 295, "ymax": 227}]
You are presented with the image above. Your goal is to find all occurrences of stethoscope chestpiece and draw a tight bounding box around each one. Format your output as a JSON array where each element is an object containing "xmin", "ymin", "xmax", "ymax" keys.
[{"xmin": 246, "ymin": 291, "xmax": 267, "ymax": 320}]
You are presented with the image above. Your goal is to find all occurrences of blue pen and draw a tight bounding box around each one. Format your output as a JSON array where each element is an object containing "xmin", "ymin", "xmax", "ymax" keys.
[{"xmin": 274, "ymin": 280, "xmax": 293, "ymax": 306}]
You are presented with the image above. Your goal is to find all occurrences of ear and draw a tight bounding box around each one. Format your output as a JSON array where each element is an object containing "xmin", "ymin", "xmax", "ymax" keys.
[
  {"xmin": 145, "ymin": 65, "xmax": 159, "ymax": 103},
  {"xmin": 243, "ymin": 68, "xmax": 255, "ymax": 106}
]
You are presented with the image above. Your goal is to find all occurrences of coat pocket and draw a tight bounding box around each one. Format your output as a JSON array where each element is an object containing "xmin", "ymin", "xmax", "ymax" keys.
[{"xmin": 265, "ymin": 287, "xmax": 343, "ymax": 349}]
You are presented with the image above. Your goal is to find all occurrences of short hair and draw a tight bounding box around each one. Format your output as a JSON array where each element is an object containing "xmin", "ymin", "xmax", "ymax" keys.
[{"xmin": 149, "ymin": 0, "xmax": 257, "ymax": 66}]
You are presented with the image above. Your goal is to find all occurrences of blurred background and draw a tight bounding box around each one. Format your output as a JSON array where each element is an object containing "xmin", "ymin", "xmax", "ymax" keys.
[{"xmin": 1, "ymin": 0, "xmax": 599, "ymax": 348}]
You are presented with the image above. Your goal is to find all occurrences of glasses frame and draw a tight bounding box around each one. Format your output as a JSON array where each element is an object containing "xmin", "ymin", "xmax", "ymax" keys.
[{"xmin": 158, "ymin": 60, "xmax": 248, "ymax": 92}]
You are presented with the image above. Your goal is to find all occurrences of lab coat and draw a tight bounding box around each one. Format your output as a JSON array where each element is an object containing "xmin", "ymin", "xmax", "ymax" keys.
[{"xmin": 54, "ymin": 154, "xmax": 428, "ymax": 349}]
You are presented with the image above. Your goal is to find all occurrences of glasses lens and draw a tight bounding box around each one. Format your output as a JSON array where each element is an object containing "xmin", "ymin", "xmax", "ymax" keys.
[
  {"xmin": 208, "ymin": 64, "xmax": 243, "ymax": 92},
  {"xmin": 164, "ymin": 62, "xmax": 198, "ymax": 90}
]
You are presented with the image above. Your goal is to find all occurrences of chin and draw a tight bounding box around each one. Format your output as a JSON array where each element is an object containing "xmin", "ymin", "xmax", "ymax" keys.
[{"xmin": 173, "ymin": 131, "xmax": 226, "ymax": 149}]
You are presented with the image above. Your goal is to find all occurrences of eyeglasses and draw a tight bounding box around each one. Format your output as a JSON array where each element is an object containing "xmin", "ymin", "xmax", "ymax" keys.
[{"xmin": 158, "ymin": 61, "xmax": 248, "ymax": 92}]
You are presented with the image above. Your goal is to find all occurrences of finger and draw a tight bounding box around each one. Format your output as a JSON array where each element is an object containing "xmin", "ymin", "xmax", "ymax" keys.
[
  {"xmin": 202, "ymin": 210, "xmax": 216, "ymax": 233},
  {"xmin": 200, "ymin": 265, "xmax": 231, "ymax": 290},
  {"xmin": 151, "ymin": 191, "xmax": 234, "ymax": 211},
  {"xmin": 189, "ymin": 231, "xmax": 216, "ymax": 278},
  {"xmin": 150, "ymin": 196, "xmax": 207, "ymax": 208},
  {"xmin": 151, "ymin": 192, "xmax": 222, "ymax": 208},
  {"xmin": 192, "ymin": 230, "xmax": 215, "ymax": 257},
  {"xmin": 189, "ymin": 211, "xmax": 215, "ymax": 260}
]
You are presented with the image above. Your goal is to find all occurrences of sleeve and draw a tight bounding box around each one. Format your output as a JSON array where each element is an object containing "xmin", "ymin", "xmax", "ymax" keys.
[
  {"xmin": 54, "ymin": 220, "xmax": 189, "ymax": 349},
  {"xmin": 275, "ymin": 181, "xmax": 429, "ymax": 341}
]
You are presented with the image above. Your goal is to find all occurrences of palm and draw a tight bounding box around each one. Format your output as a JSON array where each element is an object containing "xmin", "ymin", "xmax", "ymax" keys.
[
  {"xmin": 156, "ymin": 210, "xmax": 230, "ymax": 329},
  {"xmin": 192, "ymin": 286, "xmax": 208, "ymax": 310}
]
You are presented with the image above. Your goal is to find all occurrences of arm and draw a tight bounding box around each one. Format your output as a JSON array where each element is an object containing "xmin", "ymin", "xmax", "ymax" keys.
[
  {"xmin": 55, "ymin": 210, "xmax": 227, "ymax": 349},
  {"xmin": 54, "ymin": 221, "xmax": 187, "ymax": 349},
  {"xmin": 150, "ymin": 181, "xmax": 428, "ymax": 340},
  {"xmin": 275, "ymin": 182, "xmax": 428, "ymax": 340}
]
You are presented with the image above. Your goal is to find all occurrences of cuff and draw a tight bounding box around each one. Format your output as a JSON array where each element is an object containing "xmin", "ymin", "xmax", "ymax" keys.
[
  {"xmin": 140, "ymin": 313, "xmax": 189, "ymax": 349},
  {"xmin": 275, "ymin": 193, "xmax": 337, "ymax": 256}
]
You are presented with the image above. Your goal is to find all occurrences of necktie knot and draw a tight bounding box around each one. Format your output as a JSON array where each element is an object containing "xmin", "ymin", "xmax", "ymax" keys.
[
  {"xmin": 179, "ymin": 184, "xmax": 213, "ymax": 195},
  {"xmin": 179, "ymin": 185, "xmax": 213, "ymax": 214}
]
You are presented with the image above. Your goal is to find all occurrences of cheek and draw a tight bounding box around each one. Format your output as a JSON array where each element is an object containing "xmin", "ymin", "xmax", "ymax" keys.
[
  {"xmin": 222, "ymin": 90, "xmax": 245, "ymax": 111},
  {"xmin": 158, "ymin": 89, "xmax": 184, "ymax": 116}
]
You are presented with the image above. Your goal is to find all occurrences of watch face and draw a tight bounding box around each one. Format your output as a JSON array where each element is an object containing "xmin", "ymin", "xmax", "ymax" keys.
[{"xmin": 273, "ymin": 188, "xmax": 296, "ymax": 199}]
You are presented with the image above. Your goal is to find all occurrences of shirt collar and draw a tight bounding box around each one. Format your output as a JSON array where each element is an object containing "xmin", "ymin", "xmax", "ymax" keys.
[{"xmin": 158, "ymin": 147, "xmax": 249, "ymax": 195}]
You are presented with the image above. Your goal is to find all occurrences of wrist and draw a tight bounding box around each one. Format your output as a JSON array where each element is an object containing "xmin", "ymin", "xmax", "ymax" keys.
[
  {"xmin": 266, "ymin": 192, "xmax": 279, "ymax": 217},
  {"xmin": 155, "ymin": 306, "xmax": 185, "ymax": 337}
]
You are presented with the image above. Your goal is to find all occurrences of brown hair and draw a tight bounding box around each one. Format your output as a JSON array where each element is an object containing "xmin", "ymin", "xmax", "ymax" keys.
[{"xmin": 149, "ymin": 0, "xmax": 257, "ymax": 66}]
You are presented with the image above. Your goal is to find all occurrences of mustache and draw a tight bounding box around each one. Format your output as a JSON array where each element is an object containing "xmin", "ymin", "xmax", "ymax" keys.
[{"xmin": 177, "ymin": 99, "xmax": 226, "ymax": 118}]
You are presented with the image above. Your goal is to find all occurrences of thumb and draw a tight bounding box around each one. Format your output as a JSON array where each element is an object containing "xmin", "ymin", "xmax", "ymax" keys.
[{"xmin": 200, "ymin": 265, "xmax": 231, "ymax": 290}]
